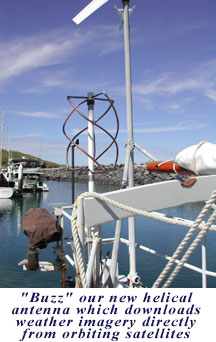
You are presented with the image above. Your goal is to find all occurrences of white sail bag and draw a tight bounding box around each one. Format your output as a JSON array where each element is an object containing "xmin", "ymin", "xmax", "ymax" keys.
[{"xmin": 175, "ymin": 141, "xmax": 216, "ymax": 175}]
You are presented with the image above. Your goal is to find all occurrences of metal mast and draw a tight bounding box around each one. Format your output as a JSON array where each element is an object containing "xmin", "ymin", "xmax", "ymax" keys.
[
  {"xmin": 122, "ymin": 0, "xmax": 137, "ymax": 283},
  {"xmin": 72, "ymin": 0, "xmax": 138, "ymax": 285},
  {"xmin": 0, "ymin": 109, "xmax": 4, "ymax": 169}
]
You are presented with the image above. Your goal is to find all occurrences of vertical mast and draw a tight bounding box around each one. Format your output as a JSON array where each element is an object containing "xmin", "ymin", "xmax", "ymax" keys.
[
  {"xmin": 122, "ymin": 0, "xmax": 137, "ymax": 283},
  {"xmin": 87, "ymin": 92, "xmax": 95, "ymax": 193},
  {"xmin": 0, "ymin": 109, "xmax": 4, "ymax": 169},
  {"xmin": 8, "ymin": 130, "xmax": 11, "ymax": 162},
  {"xmin": 123, "ymin": 0, "xmax": 134, "ymax": 182},
  {"xmin": 72, "ymin": 0, "xmax": 138, "ymax": 285},
  {"xmin": 87, "ymin": 92, "xmax": 96, "ymax": 282}
]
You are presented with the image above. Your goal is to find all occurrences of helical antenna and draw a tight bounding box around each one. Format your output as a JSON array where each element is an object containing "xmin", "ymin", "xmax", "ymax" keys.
[{"xmin": 63, "ymin": 91, "xmax": 119, "ymax": 171}]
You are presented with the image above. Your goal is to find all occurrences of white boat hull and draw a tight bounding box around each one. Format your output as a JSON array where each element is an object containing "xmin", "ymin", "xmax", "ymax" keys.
[
  {"xmin": 0, "ymin": 187, "xmax": 14, "ymax": 199},
  {"xmin": 0, "ymin": 199, "xmax": 12, "ymax": 210}
]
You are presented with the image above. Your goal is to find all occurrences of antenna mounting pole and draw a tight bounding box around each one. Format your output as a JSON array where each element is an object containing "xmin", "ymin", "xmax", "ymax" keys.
[
  {"xmin": 122, "ymin": 0, "xmax": 137, "ymax": 283},
  {"xmin": 71, "ymin": 0, "xmax": 139, "ymax": 286}
]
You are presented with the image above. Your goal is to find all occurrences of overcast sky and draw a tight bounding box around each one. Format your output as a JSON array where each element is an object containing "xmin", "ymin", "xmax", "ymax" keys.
[{"xmin": 0, "ymin": 0, "xmax": 215, "ymax": 165}]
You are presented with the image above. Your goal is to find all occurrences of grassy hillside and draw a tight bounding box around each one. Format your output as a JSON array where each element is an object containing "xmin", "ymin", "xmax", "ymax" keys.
[{"xmin": 1, "ymin": 149, "xmax": 60, "ymax": 168}]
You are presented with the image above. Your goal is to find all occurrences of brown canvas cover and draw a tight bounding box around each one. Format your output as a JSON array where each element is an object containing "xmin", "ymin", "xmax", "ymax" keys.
[{"xmin": 23, "ymin": 208, "xmax": 61, "ymax": 248}]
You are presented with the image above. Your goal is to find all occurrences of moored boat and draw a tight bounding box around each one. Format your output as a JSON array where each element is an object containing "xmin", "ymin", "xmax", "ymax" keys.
[
  {"xmin": 0, "ymin": 186, "xmax": 14, "ymax": 199},
  {"xmin": 2, "ymin": 157, "xmax": 49, "ymax": 193},
  {"xmin": 0, "ymin": 173, "xmax": 15, "ymax": 199}
]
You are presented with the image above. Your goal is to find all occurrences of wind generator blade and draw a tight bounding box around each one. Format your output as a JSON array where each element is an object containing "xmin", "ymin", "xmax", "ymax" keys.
[{"xmin": 72, "ymin": 0, "xmax": 110, "ymax": 25}]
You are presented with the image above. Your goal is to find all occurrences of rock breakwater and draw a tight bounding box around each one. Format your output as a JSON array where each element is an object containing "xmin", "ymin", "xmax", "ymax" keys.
[{"xmin": 42, "ymin": 164, "xmax": 176, "ymax": 186}]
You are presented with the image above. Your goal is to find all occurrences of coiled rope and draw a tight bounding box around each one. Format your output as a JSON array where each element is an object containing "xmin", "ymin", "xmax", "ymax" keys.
[{"xmin": 71, "ymin": 202, "xmax": 88, "ymax": 288}]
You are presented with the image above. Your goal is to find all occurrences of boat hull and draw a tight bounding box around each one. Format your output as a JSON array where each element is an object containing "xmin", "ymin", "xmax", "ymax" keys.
[{"xmin": 0, "ymin": 187, "xmax": 14, "ymax": 199}]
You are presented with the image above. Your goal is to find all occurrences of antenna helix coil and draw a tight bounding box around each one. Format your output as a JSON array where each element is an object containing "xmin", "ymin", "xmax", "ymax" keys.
[{"xmin": 63, "ymin": 91, "xmax": 119, "ymax": 172}]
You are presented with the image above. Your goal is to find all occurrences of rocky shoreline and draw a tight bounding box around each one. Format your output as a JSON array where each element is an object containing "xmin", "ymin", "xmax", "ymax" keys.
[{"xmin": 42, "ymin": 164, "xmax": 176, "ymax": 186}]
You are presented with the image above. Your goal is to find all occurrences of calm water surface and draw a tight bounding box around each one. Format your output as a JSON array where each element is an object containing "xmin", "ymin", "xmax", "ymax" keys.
[{"xmin": 0, "ymin": 180, "xmax": 216, "ymax": 288}]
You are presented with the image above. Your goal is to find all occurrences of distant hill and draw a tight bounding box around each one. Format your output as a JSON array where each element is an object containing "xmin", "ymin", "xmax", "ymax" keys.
[{"xmin": 1, "ymin": 149, "xmax": 61, "ymax": 168}]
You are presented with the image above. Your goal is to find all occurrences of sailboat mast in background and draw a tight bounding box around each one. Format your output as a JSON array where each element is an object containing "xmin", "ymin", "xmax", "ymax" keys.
[{"xmin": 0, "ymin": 109, "xmax": 4, "ymax": 169}]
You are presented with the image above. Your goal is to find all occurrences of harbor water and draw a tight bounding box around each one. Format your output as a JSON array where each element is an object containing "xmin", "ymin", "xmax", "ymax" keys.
[{"xmin": 0, "ymin": 180, "xmax": 216, "ymax": 288}]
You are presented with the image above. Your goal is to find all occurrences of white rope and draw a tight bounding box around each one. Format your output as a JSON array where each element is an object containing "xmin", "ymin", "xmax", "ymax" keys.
[
  {"xmin": 152, "ymin": 189, "xmax": 216, "ymax": 287},
  {"xmin": 71, "ymin": 204, "xmax": 88, "ymax": 288},
  {"xmin": 71, "ymin": 189, "xmax": 216, "ymax": 288},
  {"xmin": 125, "ymin": 139, "xmax": 135, "ymax": 152},
  {"xmin": 163, "ymin": 207, "xmax": 216, "ymax": 287},
  {"xmin": 79, "ymin": 191, "xmax": 216, "ymax": 230},
  {"xmin": 157, "ymin": 160, "xmax": 173, "ymax": 168}
]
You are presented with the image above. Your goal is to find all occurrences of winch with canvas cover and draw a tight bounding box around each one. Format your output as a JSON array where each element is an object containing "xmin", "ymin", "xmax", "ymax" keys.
[
  {"xmin": 21, "ymin": 208, "xmax": 66, "ymax": 279},
  {"xmin": 23, "ymin": 208, "xmax": 62, "ymax": 249}
]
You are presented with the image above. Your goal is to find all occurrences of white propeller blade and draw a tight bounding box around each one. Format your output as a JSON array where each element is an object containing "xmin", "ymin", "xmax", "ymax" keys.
[{"xmin": 72, "ymin": 0, "xmax": 110, "ymax": 25}]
